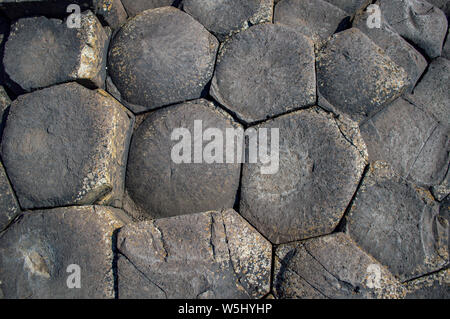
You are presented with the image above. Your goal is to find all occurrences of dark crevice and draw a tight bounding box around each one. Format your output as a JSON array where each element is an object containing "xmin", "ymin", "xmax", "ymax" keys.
[{"xmin": 111, "ymin": 227, "xmax": 120, "ymax": 299}]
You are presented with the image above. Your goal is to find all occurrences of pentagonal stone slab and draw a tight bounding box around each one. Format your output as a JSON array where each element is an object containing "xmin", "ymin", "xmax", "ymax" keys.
[
  {"xmin": 3, "ymin": 11, "xmax": 109, "ymax": 94},
  {"xmin": 117, "ymin": 209, "xmax": 271, "ymax": 299},
  {"xmin": 0, "ymin": 206, "xmax": 130, "ymax": 299},
  {"xmin": 360, "ymin": 98, "xmax": 448, "ymax": 187},
  {"xmin": 274, "ymin": 0, "xmax": 348, "ymax": 44},
  {"xmin": 0, "ymin": 161, "xmax": 20, "ymax": 230},
  {"xmin": 274, "ymin": 233, "xmax": 405, "ymax": 299},
  {"xmin": 324, "ymin": 0, "xmax": 370, "ymax": 14},
  {"xmin": 183, "ymin": 0, "xmax": 273, "ymax": 41},
  {"xmin": 353, "ymin": 9, "xmax": 427, "ymax": 93},
  {"xmin": 120, "ymin": 0, "xmax": 176, "ymax": 17},
  {"xmin": 0, "ymin": 82, "xmax": 134, "ymax": 210},
  {"xmin": 240, "ymin": 107, "xmax": 367, "ymax": 244},
  {"xmin": 108, "ymin": 7, "xmax": 218, "ymax": 113},
  {"xmin": 211, "ymin": 24, "xmax": 316, "ymax": 124},
  {"xmin": 345, "ymin": 162, "xmax": 449, "ymax": 282},
  {"xmin": 406, "ymin": 58, "xmax": 450, "ymax": 127},
  {"xmin": 378, "ymin": 0, "xmax": 448, "ymax": 59},
  {"xmin": 126, "ymin": 99, "xmax": 241, "ymax": 219},
  {"xmin": 317, "ymin": 28, "xmax": 409, "ymax": 124},
  {"xmin": 405, "ymin": 269, "xmax": 449, "ymax": 299}
]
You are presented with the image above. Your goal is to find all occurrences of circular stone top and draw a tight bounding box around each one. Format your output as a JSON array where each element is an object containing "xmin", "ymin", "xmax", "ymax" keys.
[
  {"xmin": 108, "ymin": 7, "xmax": 219, "ymax": 112},
  {"xmin": 210, "ymin": 23, "xmax": 316, "ymax": 124}
]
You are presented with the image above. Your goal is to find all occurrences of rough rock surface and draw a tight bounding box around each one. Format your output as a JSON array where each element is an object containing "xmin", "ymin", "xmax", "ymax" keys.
[
  {"xmin": 317, "ymin": 28, "xmax": 409, "ymax": 124},
  {"xmin": 126, "ymin": 99, "xmax": 241, "ymax": 219},
  {"xmin": 117, "ymin": 209, "xmax": 272, "ymax": 299},
  {"xmin": 353, "ymin": 9, "xmax": 427, "ymax": 92},
  {"xmin": 240, "ymin": 107, "xmax": 367, "ymax": 244},
  {"xmin": 0, "ymin": 85, "xmax": 10, "ymax": 138},
  {"xmin": 274, "ymin": 0, "xmax": 348, "ymax": 44},
  {"xmin": 3, "ymin": 11, "xmax": 109, "ymax": 93},
  {"xmin": 360, "ymin": 98, "xmax": 449, "ymax": 187},
  {"xmin": 274, "ymin": 233, "xmax": 406, "ymax": 299},
  {"xmin": 443, "ymin": 31, "xmax": 450, "ymax": 60},
  {"xmin": 432, "ymin": 170, "xmax": 450, "ymax": 202},
  {"xmin": 345, "ymin": 162, "xmax": 449, "ymax": 282},
  {"xmin": 426, "ymin": 0, "xmax": 450, "ymax": 18},
  {"xmin": 404, "ymin": 269, "xmax": 449, "ymax": 299},
  {"xmin": 323, "ymin": 0, "xmax": 370, "ymax": 14},
  {"xmin": 1, "ymin": 83, "xmax": 134, "ymax": 209},
  {"xmin": 183, "ymin": 0, "xmax": 273, "ymax": 42},
  {"xmin": 94, "ymin": 0, "xmax": 128, "ymax": 29},
  {"xmin": 0, "ymin": 205, "xmax": 130, "ymax": 299},
  {"xmin": 120, "ymin": 0, "xmax": 177, "ymax": 17},
  {"xmin": 108, "ymin": 7, "xmax": 218, "ymax": 113},
  {"xmin": 211, "ymin": 23, "xmax": 316, "ymax": 124},
  {"xmin": 0, "ymin": 161, "xmax": 20, "ymax": 230},
  {"xmin": 378, "ymin": 0, "xmax": 448, "ymax": 59}
]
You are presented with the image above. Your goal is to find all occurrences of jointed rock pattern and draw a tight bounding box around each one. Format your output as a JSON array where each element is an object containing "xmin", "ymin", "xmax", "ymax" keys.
[{"xmin": 0, "ymin": 0, "xmax": 448, "ymax": 299}]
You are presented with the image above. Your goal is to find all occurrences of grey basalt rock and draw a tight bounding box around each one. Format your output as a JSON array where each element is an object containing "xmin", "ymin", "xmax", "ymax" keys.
[
  {"xmin": 125, "ymin": 99, "xmax": 241, "ymax": 220},
  {"xmin": 108, "ymin": 7, "xmax": 218, "ymax": 113},
  {"xmin": 0, "ymin": 83, "xmax": 134, "ymax": 210},
  {"xmin": 378, "ymin": 0, "xmax": 448, "ymax": 59},
  {"xmin": 432, "ymin": 169, "xmax": 450, "ymax": 202},
  {"xmin": 345, "ymin": 162, "xmax": 449, "ymax": 282},
  {"xmin": 353, "ymin": 9, "xmax": 428, "ymax": 93},
  {"xmin": 274, "ymin": 0, "xmax": 348, "ymax": 44},
  {"xmin": 240, "ymin": 107, "xmax": 367, "ymax": 244},
  {"xmin": 317, "ymin": 28, "xmax": 409, "ymax": 124},
  {"xmin": 426, "ymin": 0, "xmax": 450, "ymax": 18},
  {"xmin": 404, "ymin": 269, "xmax": 449, "ymax": 299},
  {"xmin": 121, "ymin": 0, "xmax": 177, "ymax": 17},
  {"xmin": 360, "ymin": 97, "xmax": 449, "ymax": 187},
  {"xmin": 0, "ymin": 206, "xmax": 130, "ymax": 299},
  {"xmin": 443, "ymin": 30, "xmax": 450, "ymax": 60},
  {"xmin": 324, "ymin": 0, "xmax": 371, "ymax": 15},
  {"xmin": 117, "ymin": 209, "xmax": 272, "ymax": 299},
  {"xmin": 94, "ymin": 0, "xmax": 128, "ymax": 29},
  {"xmin": 3, "ymin": 11, "xmax": 109, "ymax": 94},
  {"xmin": 183, "ymin": 0, "xmax": 274, "ymax": 42},
  {"xmin": 0, "ymin": 161, "xmax": 20, "ymax": 230},
  {"xmin": 0, "ymin": 85, "xmax": 11, "ymax": 138},
  {"xmin": 274, "ymin": 233, "xmax": 406, "ymax": 299},
  {"xmin": 211, "ymin": 23, "xmax": 316, "ymax": 124}
]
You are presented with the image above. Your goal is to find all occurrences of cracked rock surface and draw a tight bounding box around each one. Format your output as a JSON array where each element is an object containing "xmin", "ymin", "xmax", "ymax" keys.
[
  {"xmin": 120, "ymin": 0, "xmax": 177, "ymax": 17},
  {"xmin": 117, "ymin": 209, "xmax": 272, "ymax": 299},
  {"xmin": 0, "ymin": 160, "xmax": 19, "ymax": 230}
]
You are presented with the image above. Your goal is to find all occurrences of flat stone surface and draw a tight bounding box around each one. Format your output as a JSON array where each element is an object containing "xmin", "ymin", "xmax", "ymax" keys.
[
  {"xmin": 240, "ymin": 107, "xmax": 367, "ymax": 244},
  {"xmin": 405, "ymin": 269, "xmax": 449, "ymax": 299},
  {"xmin": 317, "ymin": 28, "xmax": 408, "ymax": 124},
  {"xmin": 108, "ymin": 7, "xmax": 218, "ymax": 112},
  {"xmin": 345, "ymin": 162, "xmax": 449, "ymax": 282},
  {"xmin": 0, "ymin": 205, "xmax": 130, "ymax": 299},
  {"xmin": 125, "ymin": 99, "xmax": 241, "ymax": 219},
  {"xmin": 353, "ymin": 9, "xmax": 427, "ymax": 93},
  {"xmin": 183, "ymin": 0, "xmax": 273, "ymax": 41},
  {"xmin": 211, "ymin": 23, "xmax": 316, "ymax": 124},
  {"xmin": 0, "ymin": 83, "xmax": 134, "ymax": 210},
  {"xmin": 274, "ymin": 0, "xmax": 348, "ymax": 44},
  {"xmin": 360, "ymin": 98, "xmax": 448, "ymax": 187},
  {"xmin": 3, "ymin": 11, "xmax": 109, "ymax": 93},
  {"xmin": 406, "ymin": 58, "xmax": 450, "ymax": 127},
  {"xmin": 273, "ymin": 233, "xmax": 405, "ymax": 299},
  {"xmin": 378, "ymin": 0, "xmax": 448, "ymax": 59},
  {"xmin": 0, "ymin": 161, "xmax": 20, "ymax": 230},
  {"xmin": 117, "ymin": 209, "xmax": 272, "ymax": 299},
  {"xmin": 324, "ymin": 0, "xmax": 370, "ymax": 14},
  {"xmin": 120, "ymin": 0, "xmax": 176, "ymax": 17}
]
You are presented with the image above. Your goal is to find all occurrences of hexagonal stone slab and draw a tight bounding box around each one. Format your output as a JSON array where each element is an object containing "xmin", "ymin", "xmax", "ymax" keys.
[
  {"xmin": 378, "ymin": 0, "xmax": 448, "ymax": 59},
  {"xmin": 3, "ymin": 11, "xmax": 109, "ymax": 94},
  {"xmin": 121, "ymin": 0, "xmax": 177, "ymax": 17},
  {"xmin": 126, "ymin": 99, "xmax": 241, "ymax": 219},
  {"xmin": 183, "ymin": 0, "xmax": 273, "ymax": 42},
  {"xmin": 345, "ymin": 162, "xmax": 449, "ymax": 282},
  {"xmin": 108, "ymin": 7, "xmax": 218, "ymax": 113},
  {"xmin": 240, "ymin": 107, "xmax": 367, "ymax": 244},
  {"xmin": 353, "ymin": 9, "xmax": 427, "ymax": 93},
  {"xmin": 317, "ymin": 28, "xmax": 409, "ymax": 124},
  {"xmin": 273, "ymin": 233, "xmax": 405, "ymax": 299},
  {"xmin": 117, "ymin": 209, "xmax": 272, "ymax": 299},
  {"xmin": 0, "ymin": 83, "xmax": 134, "ymax": 210},
  {"xmin": 324, "ymin": 0, "xmax": 370, "ymax": 14},
  {"xmin": 0, "ymin": 161, "xmax": 20, "ymax": 231},
  {"xmin": 406, "ymin": 58, "xmax": 450, "ymax": 127},
  {"xmin": 211, "ymin": 24, "xmax": 316, "ymax": 124},
  {"xmin": 360, "ymin": 97, "xmax": 449, "ymax": 187},
  {"xmin": 0, "ymin": 206, "xmax": 130, "ymax": 299},
  {"xmin": 404, "ymin": 269, "xmax": 449, "ymax": 299},
  {"xmin": 274, "ymin": 0, "xmax": 348, "ymax": 44}
]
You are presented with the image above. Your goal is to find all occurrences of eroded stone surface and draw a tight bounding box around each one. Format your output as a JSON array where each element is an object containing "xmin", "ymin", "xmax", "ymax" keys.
[
  {"xmin": 274, "ymin": 233, "xmax": 405, "ymax": 299},
  {"xmin": 183, "ymin": 0, "xmax": 273, "ymax": 41},
  {"xmin": 117, "ymin": 209, "xmax": 272, "ymax": 299},
  {"xmin": 317, "ymin": 28, "xmax": 408, "ymax": 124},
  {"xmin": 0, "ymin": 206, "xmax": 130, "ymax": 299},
  {"xmin": 345, "ymin": 162, "xmax": 449, "ymax": 282},
  {"xmin": 211, "ymin": 23, "xmax": 316, "ymax": 124},
  {"xmin": 324, "ymin": 0, "xmax": 370, "ymax": 14},
  {"xmin": 125, "ymin": 99, "xmax": 241, "ymax": 219},
  {"xmin": 404, "ymin": 269, "xmax": 449, "ymax": 299},
  {"xmin": 0, "ymin": 83, "xmax": 134, "ymax": 209},
  {"xmin": 240, "ymin": 107, "xmax": 367, "ymax": 244},
  {"xmin": 3, "ymin": 11, "xmax": 109, "ymax": 93},
  {"xmin": 108, "ymin": 7, "xmax": 218, "ymax": 112},
  {"xmin": 94, "ymin": 0, "xmax": 128, "ymax": 29},
  {"xmin": 0, "ymin": 161, "xmax": 20, "ymax": 230},
  {"xmin": 0, "ymin": 85, "xmax": 11, "ymax": 139},
  {"xmin": 121, "ymin": 0, "xmax": 176, "ymax": 17}
]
